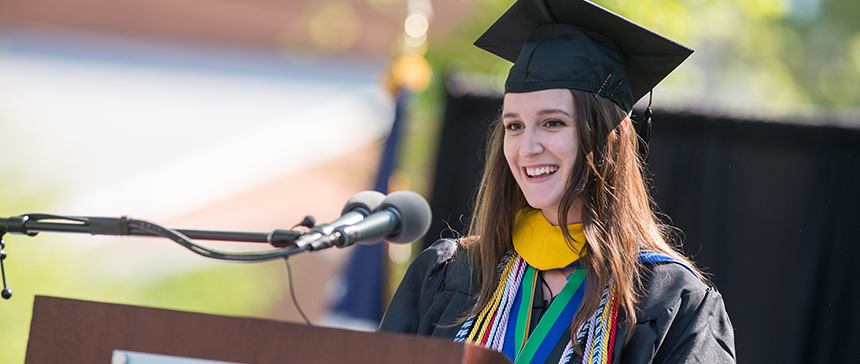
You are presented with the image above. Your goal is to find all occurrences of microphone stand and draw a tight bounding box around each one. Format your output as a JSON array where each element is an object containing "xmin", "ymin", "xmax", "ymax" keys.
[{"xmin": 0, "ymin": 213, "xmax": 320, "ymax": 300}]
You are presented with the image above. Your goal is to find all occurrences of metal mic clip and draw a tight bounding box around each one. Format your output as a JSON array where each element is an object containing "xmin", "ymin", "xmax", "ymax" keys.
[{"xmin": 1, "ymin": 238, "xmax": 12, "ymax": 300}]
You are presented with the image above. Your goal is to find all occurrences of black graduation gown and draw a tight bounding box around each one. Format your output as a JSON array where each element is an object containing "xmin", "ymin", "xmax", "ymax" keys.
[{"xmin": 378, "ymin": 239, "xmax": 736, "ymax": 364}]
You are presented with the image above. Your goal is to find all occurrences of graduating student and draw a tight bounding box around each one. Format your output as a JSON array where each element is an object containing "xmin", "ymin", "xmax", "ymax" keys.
[{"xmin": 379, "ymin": 0, "xmax": 736, "ymax": 363}]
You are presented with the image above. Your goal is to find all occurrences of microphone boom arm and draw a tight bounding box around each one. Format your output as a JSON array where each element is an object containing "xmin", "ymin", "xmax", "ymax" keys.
[
  {"xmin": 0, "ymin": 190, "xmax": 431, "ymax": 301},
  {"xmin": 3, "ymin": 214, "xmax": 304, "ymax": 245},
  {"xmin": 0, "ymin": 213, "xmax": 323, "ymax": 299}
]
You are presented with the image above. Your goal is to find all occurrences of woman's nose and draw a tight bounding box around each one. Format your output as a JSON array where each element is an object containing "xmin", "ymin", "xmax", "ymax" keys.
[{"xmin": 519, "ymin": 128, "xmax": 544, "ymax": 156}]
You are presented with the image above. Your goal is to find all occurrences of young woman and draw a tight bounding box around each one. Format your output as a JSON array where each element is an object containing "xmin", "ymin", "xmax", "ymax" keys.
[{"xmin": 379, "ymin": 0, "xmax": 736, "ymax": 363}]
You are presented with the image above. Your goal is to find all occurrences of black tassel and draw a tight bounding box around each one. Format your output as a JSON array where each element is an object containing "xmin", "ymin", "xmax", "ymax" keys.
[{"xmin": 638, "ymin": 91, "xmax": 653, "ymax": 158}]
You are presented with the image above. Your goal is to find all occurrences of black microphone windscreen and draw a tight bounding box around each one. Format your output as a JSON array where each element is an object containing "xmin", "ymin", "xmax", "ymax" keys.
[{"xmin": 377, "ymin": 191, "xmax": 432, "ymax": 244}]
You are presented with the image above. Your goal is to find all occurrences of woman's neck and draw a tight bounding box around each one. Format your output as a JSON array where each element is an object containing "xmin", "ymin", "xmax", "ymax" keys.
[{"xmin": 539, "ymin": 198, "xmax": 584, "ymax": 226}]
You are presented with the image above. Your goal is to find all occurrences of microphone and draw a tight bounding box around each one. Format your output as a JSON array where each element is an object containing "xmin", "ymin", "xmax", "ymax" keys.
[
  {"xmin": 269, "ymin": 191, "xmax": 385, "ymax": 247},
  {"xmin": 331, "ymin": 190, "xmax": 432, "ymax": 247},
  {"xmin": 321, "ymin": 190, "xmax": 388, "ymax": 235}
]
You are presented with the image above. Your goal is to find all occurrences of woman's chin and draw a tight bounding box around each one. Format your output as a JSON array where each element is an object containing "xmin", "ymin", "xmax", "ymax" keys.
[{"xmin": 524, "ymin": 198, "xmax": 560, "ymax": 212}]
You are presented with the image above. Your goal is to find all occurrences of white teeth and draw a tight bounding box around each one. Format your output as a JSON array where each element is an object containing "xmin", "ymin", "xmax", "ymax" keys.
[{"xmin": 527, "ymin": 166, "xmax": 558, "ymax": 177}]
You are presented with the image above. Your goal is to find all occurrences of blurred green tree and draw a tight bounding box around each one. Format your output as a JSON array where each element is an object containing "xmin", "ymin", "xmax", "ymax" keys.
[{"xmin": 421, "ymin": 0, "xmax": 860, "ymax": 111}]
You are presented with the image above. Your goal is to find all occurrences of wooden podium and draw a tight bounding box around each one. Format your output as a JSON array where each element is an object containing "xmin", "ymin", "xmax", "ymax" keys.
[{"xmin": 25, "ymin": 296, "xmax": 512, "ymax": 364}]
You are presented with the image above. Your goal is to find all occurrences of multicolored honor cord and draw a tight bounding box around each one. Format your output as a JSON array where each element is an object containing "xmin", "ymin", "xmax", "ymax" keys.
[{"xmin": 458, "ymin": 251, "xmax": 690, "ymax": 364}]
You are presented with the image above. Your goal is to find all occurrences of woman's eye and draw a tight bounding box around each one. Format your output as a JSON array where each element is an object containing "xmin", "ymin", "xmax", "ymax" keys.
[
  {"xmin": 505, "ymin": 123, "xmax": 524, "ymax": 131},
  {"xmin": 545, "ymin": 119, "xmax": 566, "ymax": 127}
]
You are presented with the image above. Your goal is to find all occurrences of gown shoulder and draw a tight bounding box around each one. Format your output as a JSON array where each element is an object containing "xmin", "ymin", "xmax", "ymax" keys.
[
  {"xmin": 378, "ymin": 239, "xmax": 479, "ymax": 337},
  {"xmin": 617, "ymin": 262, "xmax": 736, "ymax": 363}
]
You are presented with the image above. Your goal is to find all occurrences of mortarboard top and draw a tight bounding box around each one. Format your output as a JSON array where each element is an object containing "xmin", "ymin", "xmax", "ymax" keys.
[{"xmin": 474, "ymin": 0, "xmax": 693, "ymax": 113}]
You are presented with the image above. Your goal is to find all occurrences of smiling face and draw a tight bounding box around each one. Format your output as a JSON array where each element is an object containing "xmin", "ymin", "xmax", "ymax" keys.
[{"xmin": 502, "ymin": 89, "xmax": 581, "ymax": 226}]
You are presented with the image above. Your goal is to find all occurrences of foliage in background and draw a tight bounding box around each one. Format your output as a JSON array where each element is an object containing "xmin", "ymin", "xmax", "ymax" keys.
[{"xmin": 422, "ymin": 0, "xmax": 860, "ymax": 112}]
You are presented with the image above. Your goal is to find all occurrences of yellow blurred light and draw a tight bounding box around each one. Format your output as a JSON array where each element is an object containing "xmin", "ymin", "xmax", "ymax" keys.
[
  {"xmin": 309, "ymin": 2, "xmax": 361, "ymax": 51},
  {"xmin": 391, "ymin": 54, "xmax": 433, "ymax": 92}
]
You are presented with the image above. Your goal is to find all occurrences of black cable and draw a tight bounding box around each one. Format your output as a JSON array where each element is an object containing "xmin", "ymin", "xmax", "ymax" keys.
[
  {"xmin": 129, "ymin": 219, "xmax": 311, "ymax": 261},
  {"xmin": 284, "ymin": 257, "xmax": 312, "ymax": 326},
  {"xmin": 539, "ymin": 271, "xmax": 553, "ymax": 308}
]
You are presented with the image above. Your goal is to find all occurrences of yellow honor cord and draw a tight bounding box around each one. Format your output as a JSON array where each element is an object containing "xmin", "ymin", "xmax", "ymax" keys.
[
  {"xmin": 468, "ymin": 255, "xmax": 518, "ymax": 343},
  {"xmin": 595, "ymin": 285, "xmax": 614, "ymax": 355},
  {"xmin": 512, "ymin": 208, "xmax": 586, "ymax": 270}
]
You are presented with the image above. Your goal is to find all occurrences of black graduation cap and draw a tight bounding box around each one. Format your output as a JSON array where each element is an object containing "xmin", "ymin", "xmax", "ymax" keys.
[{"xmin": 474, "ymin": 0, "xmax": 693, "ymax": 113}]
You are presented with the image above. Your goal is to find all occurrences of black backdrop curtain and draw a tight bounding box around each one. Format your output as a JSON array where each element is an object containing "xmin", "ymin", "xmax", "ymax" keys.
[{"xmin": 426, "ymin": 77, "xmax": 860, "ymax": 363}]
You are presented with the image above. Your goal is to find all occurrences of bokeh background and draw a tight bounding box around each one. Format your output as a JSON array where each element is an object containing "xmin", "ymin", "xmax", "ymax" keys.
[{"xmin": 1, "ymin": 0, "xmax": 858, "ymax": 363}]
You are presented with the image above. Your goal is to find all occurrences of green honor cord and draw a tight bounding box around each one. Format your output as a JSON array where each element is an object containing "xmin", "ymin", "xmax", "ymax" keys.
[
  {"xmin": 515, "ymin": 266, "xmax": 537, "ymax": 352},
  {"xmin": 514, "ymin": 266, "xmax": 587, "ymax": 363}
]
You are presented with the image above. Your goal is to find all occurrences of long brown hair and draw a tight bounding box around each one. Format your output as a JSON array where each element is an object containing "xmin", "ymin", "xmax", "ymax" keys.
[{"xmin": 463, "ymin": 89, "xmax": 700, "ymax": 347}]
